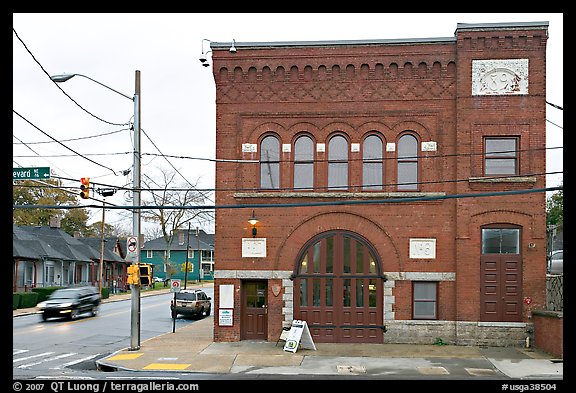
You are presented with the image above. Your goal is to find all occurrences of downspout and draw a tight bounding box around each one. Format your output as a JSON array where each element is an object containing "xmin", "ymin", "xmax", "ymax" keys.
[
  {"xmin": 13, "ymin": 258, "xmax": 19, "ymax": 292},
  {"xmin": 41, "ymin": 256, "xmax": 46, "ymax": 287}
]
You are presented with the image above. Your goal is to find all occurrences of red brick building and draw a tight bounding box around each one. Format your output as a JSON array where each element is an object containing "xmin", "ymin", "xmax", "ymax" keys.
[{"xmin": 208, "ymin": 22, "xmax": 548, "ymax": 346}]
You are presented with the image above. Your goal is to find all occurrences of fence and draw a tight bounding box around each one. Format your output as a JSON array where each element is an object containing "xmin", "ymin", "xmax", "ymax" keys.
[{"xmin": 546, "ymin": 274, "xmax": 563, "ymax": 312}]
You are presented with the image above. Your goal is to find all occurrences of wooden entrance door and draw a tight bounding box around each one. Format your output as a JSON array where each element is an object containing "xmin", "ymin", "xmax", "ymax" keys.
[
  {"xmin": 294, "ymin": 231, "xmax": 384, "ymax": 343},
  {"xmin": 480, "ymin": 254, "xmax": 522, "ymax": 322},
  {"xmin": 241, "ymin": 280, "xmax": 268, "ymax": 340}
]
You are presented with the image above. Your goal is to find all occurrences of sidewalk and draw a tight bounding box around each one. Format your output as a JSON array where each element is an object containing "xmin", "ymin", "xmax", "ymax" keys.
[{"xmin": 14, "ymin": 285, "xmax": 564, "ymax": 379}]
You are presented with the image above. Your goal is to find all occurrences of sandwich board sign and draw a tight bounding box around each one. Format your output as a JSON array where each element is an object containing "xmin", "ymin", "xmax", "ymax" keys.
[{"xmin": 283, "ymin": 319, "xmax": 316, "ymax": 353}]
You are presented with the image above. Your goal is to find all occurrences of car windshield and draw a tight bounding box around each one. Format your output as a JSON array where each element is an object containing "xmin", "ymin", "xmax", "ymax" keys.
[
  {"xmin": 49, "ymin": 290, "xmax": 79, "ymax": 300},
  {"xmin": 176, "ymin": 292, "xmax": 197, "ymax": 301}
]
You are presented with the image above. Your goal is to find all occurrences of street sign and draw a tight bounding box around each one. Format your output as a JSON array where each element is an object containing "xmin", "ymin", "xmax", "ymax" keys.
[
  {"xmin": 127, "ymin": 236, "xmax": 138, "ymax": 256},
  {"xmin": 170, "ymin": 279, "xmax": 181, "ymax": 293},
  {"xmin": 13, "ymin": 167, "xmax": 51, "ymax": 180}
]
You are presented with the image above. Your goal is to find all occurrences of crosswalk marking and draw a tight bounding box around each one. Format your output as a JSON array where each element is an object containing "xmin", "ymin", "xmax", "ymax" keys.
[
  {"xmin": 13, "ymin": 349, "xmax": 29, "ymax": 355},
  {"xmin": 13, "ymin": 352, "xmax": 54, "ymax": 363},
  {"xmin": 19, "ymin": 352, "xmax": 77, "ymax": 369},
  {"xmin": 50, "ymin": 354, "xmax": 100, "ymax": 369}
]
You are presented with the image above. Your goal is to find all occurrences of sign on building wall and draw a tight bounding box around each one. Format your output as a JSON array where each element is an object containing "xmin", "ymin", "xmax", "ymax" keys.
[
  {"xmin": 409, "ymin": 238, "xmax": 437, "ymax": 259},
  {"xmin": 219, "ymin": 309, "xmax": 233, "ymax": 326},
  {"xmin": 242, "ymin": 143, "xmax": 257, "ymax": 153},
  {"xmin": 242, "ymin": 238, "xmax": 267, "ymax": 258},
  {"xmin": 472, "ymin": 59, "xmax": 529, "ymax": 96},
  {"xmin": 219, "ymin": 284, "xmax": 234, "ymax": 308}
]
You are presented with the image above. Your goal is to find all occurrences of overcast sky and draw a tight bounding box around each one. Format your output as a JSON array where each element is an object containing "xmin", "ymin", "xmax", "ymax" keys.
[{"xmin": 13, "ymin": 13, "xmax": 563, "ymax": 234}]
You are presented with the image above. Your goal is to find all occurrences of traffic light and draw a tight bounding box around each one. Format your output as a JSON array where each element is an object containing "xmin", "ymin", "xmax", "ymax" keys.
[
  {"xmin": 127, "ymin": 264, "xmax": 139, "ymax": 285},
  {"xmin": 80, "ymin": 177, "xmax": 90, "ymax": 199},
  {"xmin": 139, "ymin": 263, "xmax": 152, "ymax": 286}
]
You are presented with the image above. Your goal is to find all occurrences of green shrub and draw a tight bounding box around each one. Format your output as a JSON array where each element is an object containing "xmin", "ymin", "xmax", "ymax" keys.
[
  {"xmin": 101, "ymin": 287, "xmax": 110, "ymax": 299},
  {"xmin": 19, "ymin": 292, "xmax": 39, "ymax": 308},
  {"xmin": 31, "ymin": 286, "xmax": 60, "ymax": 303},
  {"xmin": 13, "ymin": 293, "xmax": 21, "ymax": 310}
]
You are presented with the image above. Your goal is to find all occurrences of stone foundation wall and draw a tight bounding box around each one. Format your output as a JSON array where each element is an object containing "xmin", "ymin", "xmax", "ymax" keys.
[{"xmin": 385, "ymin": 320, "xmax": 531, "ymax": 347}]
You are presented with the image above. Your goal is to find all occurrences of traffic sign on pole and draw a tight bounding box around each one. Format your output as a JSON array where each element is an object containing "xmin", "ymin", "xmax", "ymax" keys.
[
  {"xmin": 13, "ymin": 167, "xmax": 51, "ymax": 180},
  {"xmin": 170, "ymin": 279, "xmax": 181, "ymax": 293}
]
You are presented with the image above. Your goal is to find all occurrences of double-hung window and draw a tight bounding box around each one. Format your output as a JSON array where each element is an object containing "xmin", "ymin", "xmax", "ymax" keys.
[
  {"xmin": 363, "ymin": 135, "xmax": 384, "ymax": 190},
  {"xmin": 294, "ymin": 135, "xmax": 314, "ymax": 190},
  {"xmin": 328, "ymin": 135, "xmax": 349, "ymax": 190},
  {"xmin": 413, "ymin": 281, "xmax": 437, "ymax": 319},
  {"xmin": 397, "ymin": 134, "xmax": 418, "ymax": 190},
  {"xmin": 484, "ymin": 137, "xmax": 518, "ymax": 176},
  {"xmin": 260, "ymin": 135, "xmax": 280, "ymax": 189}
]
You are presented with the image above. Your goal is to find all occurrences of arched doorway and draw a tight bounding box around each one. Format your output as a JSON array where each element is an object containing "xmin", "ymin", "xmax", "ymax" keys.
[{"xmin": 293, "ymin": 230, "xmax": 385, "ymax": 343}]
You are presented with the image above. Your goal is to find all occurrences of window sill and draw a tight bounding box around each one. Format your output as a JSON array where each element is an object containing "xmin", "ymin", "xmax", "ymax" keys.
[
  {"xmin": 468, "ymin": 176, "xmax": 537, "ymax": 184},
  {"xmin": 233, "ymin": 191, "xmax": 446, "ymax": 199}
]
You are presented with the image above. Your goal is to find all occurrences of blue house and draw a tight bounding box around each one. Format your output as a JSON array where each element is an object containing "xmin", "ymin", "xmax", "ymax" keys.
[{"xmin": 140, "ymin": 228, "xmax": 214, "ymax": 282}]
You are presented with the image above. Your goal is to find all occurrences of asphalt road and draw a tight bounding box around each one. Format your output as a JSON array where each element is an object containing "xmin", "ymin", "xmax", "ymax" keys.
[{"xmin": 13, "ymin": 289, "xmax": 214, "ymax": 379}]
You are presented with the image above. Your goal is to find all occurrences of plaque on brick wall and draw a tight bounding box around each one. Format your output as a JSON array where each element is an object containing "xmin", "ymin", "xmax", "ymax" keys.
[
  {"xmin": 472, "ymin": 59, "xmax": 528, "ymax": 96},
  {"xmin": 410, "ymin": 238, "xmax": 436, "ymax": 259},
  {"xmin": 242, "ymin": 238, "xmax": 267, "ymax": 257}
]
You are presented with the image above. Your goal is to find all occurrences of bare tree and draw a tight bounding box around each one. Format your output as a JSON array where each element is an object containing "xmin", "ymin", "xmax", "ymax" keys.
[{"xmin": 140, "ymin": 166, "xmax": 213, "ymax": 279}]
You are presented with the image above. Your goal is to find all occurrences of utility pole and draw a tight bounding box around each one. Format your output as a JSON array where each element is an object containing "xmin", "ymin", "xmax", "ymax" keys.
[
  {"xmin": 130, "ymin": 70, "xmax": 141, "ymax": 351},
  {"xmin": 184, "ymin": 223, "xmax": 191, "ymax": 290},
  {"xmin": 196, "ymin": 227, "xmax": 202, "ymax": 283},
  {"xmin": 98, "ymin": 199, "xmax": 105, "ymax": 296}
]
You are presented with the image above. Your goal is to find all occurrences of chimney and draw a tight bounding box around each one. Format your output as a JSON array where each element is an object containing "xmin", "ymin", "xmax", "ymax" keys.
[
  {"xmin": 178, "ymin": 230, "xmax": 184, "ymax": 245},
  {"xmin": 49, "ymin": 216, "xmax": 61, "ymax": 228}
]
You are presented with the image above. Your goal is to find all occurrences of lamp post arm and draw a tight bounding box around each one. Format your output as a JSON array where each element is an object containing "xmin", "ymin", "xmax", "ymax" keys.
[
  {"xmin": 52, "ymin": 73, "xmax": 133, "ymax": 101},
  {"xmin": 75, "ymin": 74, "xmax": 134, "ymax": 101}
]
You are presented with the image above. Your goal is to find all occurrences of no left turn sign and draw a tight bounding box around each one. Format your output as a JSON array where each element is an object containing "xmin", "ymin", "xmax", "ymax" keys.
[
  {"xmin": 171, "ymin": 279, "xmax": 181, "ymax": 293},
  {"xmin": 127, "ymin": 236, "xmax": 137, "ymax": 255}
]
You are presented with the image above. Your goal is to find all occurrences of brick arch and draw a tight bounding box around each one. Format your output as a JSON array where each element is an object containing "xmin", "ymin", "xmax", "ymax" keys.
[
  {"xmin": 357, "ymin": 121, "xmax": 392, "ymax": 140},
  {"xmin": 391, "ymin": 120, "xmax": 432, "ymax": 142},
  {"xmin": 286, "ymin": 122, "xmax": 321, "ymax": 140},
  {"xmin": 246, "ymin": 122, "xmax": 287, "ymax": 144},
  {"xmin": 272, "ymin": 211, "xmax": 401, "ymax": 273},
  {"xmin": 466, "ymin": 209, "xmax": 537, "ymax": 239}
]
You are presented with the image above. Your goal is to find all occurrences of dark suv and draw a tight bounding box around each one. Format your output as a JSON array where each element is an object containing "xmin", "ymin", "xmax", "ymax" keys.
[
  {"xmin": 170, "ymin": 289, "xmax": 211, "ymax": 319},
  {"xmin": 37, "ymin": 286, "xmax": 101, "ymax": 321}
]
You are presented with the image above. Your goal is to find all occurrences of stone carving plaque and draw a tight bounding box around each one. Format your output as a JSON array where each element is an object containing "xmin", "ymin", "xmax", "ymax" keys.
[{"xmin": 472, "ymin": 59, "xmax": 528, "ymax": 96}]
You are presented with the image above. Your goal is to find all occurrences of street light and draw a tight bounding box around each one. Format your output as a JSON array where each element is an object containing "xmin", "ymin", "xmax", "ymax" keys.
[{"xmin": 51, "ymin": 71, "xmax": 142, "ymax": 351}]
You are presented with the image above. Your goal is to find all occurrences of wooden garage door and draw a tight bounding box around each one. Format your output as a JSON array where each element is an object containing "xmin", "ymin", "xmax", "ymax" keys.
[{"xmin": 294, "ymin": 231, "xmax": 385, "ymax": 343}]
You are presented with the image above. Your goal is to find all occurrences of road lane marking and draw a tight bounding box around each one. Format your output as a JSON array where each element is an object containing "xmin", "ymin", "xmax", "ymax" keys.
[
  {"xmin": 13, "ymin": 352, "xmax": 54, "ymax": 363},
  {"xmin": 50, "ymin": 354, "xmax": 100, "ymax": 369},
  {"xmin": 18, "ymin": 352, "xmax": 77, "ymax": 368}
]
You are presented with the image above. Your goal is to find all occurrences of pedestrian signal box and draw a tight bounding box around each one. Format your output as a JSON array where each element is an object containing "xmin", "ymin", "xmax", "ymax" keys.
[
  {"xmin": 127, "ymin": 264, "xmax": 139, "ymax": 285},
  {"xmin": 139, "ymin": 263, "xmax": 152, "ymax": 286}
]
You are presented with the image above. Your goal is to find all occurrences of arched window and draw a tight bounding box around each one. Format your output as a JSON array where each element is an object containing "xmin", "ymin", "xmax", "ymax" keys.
[
  {"xmin": 397, "ymin": 134, "xmax": 418, "ymax": 190},
  {"xmin": 294, "ymin": 135, "xmax": 314, "ymax": 190},
  {"xmin": 260, "ymin": 135, "xmax": 280, "ymax": 189},
  {"xmin": 362, "ymin": 134, "xmax": 384, "ymax": 190},
  {"xmin": 328, "ymin": 135, "xmax": 348, "ymax": 190}
]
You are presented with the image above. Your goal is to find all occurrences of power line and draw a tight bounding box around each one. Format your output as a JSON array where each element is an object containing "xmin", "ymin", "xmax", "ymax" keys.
[
  {"xmin": 13, "ymin": 27, "xmax": 131, "ymax": 128},
  {"xmin": 15, "ymin": 170, "xmax": 563, "ymax": 194},
  {"xmin": 13, "ymin": 127, "xmax": 131, "ymax": 145},
  {"xmin": 546, "ymin": 101, "xmax": 563, "ymax": 110},
  {"xmin": 13, "ymin": 110, "xmax": 118, "ymax": 176},
  {"xmin": 12, "ymin": 186, "xmax": 563, "ymax": 211}
]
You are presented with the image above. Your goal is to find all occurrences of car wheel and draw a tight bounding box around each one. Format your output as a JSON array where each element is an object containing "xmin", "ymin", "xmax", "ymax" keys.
[
  {"xmin": 70, "ymin": 309, "xmax": 79, "ymax": 320},
  {"xmin": 41, "ymin": 313, "xmax": 48, "ymax": 322},
  {"xmin": 205, "ymin": 305, "xmax": 211, "ymax": 316},
  {"xmin": 91, "ymin": 306, "xmax": 99, "ymax": 317}
]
